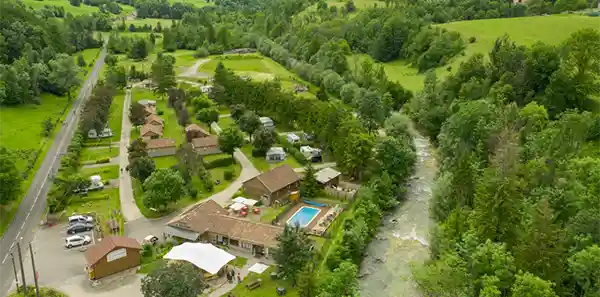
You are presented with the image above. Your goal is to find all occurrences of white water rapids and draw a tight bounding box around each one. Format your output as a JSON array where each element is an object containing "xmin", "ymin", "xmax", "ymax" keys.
[{"xmin": 358, "ymin": 133, "xmax": 437, "ymax": 297}]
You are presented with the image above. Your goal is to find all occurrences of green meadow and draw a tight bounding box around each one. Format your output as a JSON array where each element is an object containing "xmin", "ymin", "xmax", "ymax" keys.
[
  {"xmin": 20, "ymin": 0, "xmax": 134, "ymax": 16},
  {"xmin": 379, "ymin": 15, "xmax": 600, "ymax": 92}
]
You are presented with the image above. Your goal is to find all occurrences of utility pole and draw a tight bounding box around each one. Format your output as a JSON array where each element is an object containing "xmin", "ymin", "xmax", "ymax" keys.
[
  {"xmin": 10, "ymin": 253, "xmax": 19, "ymax": 292},
  {"xmin": 29, "ymin": 243, "xmax": 40, "ymax": 297},
  {"xmin": 16, "ymin": 242, "xmax": 27, "ymax": 295}
]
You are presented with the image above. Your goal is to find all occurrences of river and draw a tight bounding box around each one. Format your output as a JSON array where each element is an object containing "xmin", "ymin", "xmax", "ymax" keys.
[{"xmin": 358, "ymin": 133, "xmax": 437, "ymax": 297}]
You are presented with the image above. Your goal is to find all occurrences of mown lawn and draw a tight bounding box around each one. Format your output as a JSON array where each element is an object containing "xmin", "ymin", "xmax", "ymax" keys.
[
  {"xmin": 80, "ymin": 165, "xmax": 120, "ymax": 180},
  {"xmin": 134, "ymin": 155, "xmax": 241, "ymax": 218},
  {"xmin": 240, "ymin": 145, "xmax": 303, "ymax": 172},
  {"xmin": 66, "ymin": 188, "xmax": 120, "ymax": 221},
  {"xmin": 377, "ymin": 15, "xmax": 600, "ymax": 92},
  {"xmin": 221, "ymin": 267, "xmax": 299, "ymax": 297},
  {"xmin": 80, "ymin": 146, "xmax": 120, "ymax": 163},
  {"xmin": 20, "ymin": 0, "xmax": 133, "ymax": 16},
  {"xmin": 218, "ymin": 116, "xmax": 236, "ymax": 130},
  {"xmin": 109, "ymin": 91, "xmax": 125, "ymax": 142}
]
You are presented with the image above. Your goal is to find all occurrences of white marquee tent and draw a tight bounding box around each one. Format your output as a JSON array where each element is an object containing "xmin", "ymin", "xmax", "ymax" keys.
[
  {"xmin": 232, "ymin": 197, "xmax": 258, "ymax": 206},
  {"xmin": 163, "ymin": 242, "xmax": 235, "ymax": 274}
]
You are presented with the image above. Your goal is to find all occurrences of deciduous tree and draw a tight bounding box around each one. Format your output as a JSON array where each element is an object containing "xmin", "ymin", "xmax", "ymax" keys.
[
  {"xmin": 129, "ymin": 102, "xmax": 147, "ymax": 127},
  {"xmin": 129, "ymin": 156, "xmax": 156, "ymax": 182},
  {"xmin": 238, "ymin": 111, "xmax": 261, "ymax": 140},
  {"xmin": 217, "ymin": 127, "xmax": 244, "ymax": 161},
  {"xmin": 143, "ymin": 169, "xmax": 185, "ymax": 210},
  {"xmin": 252, "ymin": 127, "xmax": 277, "ymax": 155},
  {"xmin": 141, "ymin": 262, "xmax": 206, "ymax": 297},
  {"xmin": 274, "ymin": 224, "xmax": 314, "ymax": 283},
  {"xmin": 0, "ymin": 148, "xmax": 22, "ymax": 205},
  {"xmin": 196, "ymin": 107, "xmax": 219, "ymax": 132}
]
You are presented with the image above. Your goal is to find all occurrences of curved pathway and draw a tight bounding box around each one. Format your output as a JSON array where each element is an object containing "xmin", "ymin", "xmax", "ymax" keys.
[{"xmin": 118, "ymin": 88, "xmax": 143, "ymax": 222}]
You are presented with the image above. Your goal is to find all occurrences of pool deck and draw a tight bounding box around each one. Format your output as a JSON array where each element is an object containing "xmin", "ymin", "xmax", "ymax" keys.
[{"xmin": 280, "ymin": 202, "xmax": 330, "ymax": 230}]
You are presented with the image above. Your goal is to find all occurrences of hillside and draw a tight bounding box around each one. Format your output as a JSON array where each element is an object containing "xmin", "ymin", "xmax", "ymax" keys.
[
  {"xmin": 382, "ymin": 15, "xmax": 600, "ymax": 92},
  {"xmin": 20, "ymin": 0, "xmax": 135, "ymax": 16}
]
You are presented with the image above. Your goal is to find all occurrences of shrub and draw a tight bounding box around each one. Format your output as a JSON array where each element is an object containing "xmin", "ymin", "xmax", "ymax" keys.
[
  {"xmin": 194, "ymin": 47, "xmax": 210, "ymax": 58},
  {"xmin": 251, "ymin": 148, "xmax": 265, "ymax": 157},
  {"xmin": 157, "ymin": 110, "xmax": 164, "ymax": 115},
  {"xmin": 204, "ymin": 157, "xmax": 234, "ymax": 169},
  {"xmin": 189, "ymin": 187, "xmax": 198, "ymax": 199},
  {"xmin": 96, "ymin": 157, "xmax": 110, "ymax": 164},
  {"xmin": 142, "ymin": 244, "xmax": 154, "ymax": 258},
  {"xmin": 224, "ymin": 170, "xmax": 234, "ymax": 181},
  {"xmin": 468, "ymin": 36, "xmax": 476, "ymax": 43}
]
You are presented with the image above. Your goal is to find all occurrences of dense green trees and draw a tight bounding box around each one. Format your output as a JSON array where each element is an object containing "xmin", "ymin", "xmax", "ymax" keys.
[
  {"xmin": 0, "ymin": 148, "xmax": 22, "ymax": 205},
  {"xmin": 411, "ymin": 29, "xmax": 600, "ymax": 297},
  {"xmin": 141, "ymin": 262, "xmax": 206, "ymax": 297},
  {"xmin": 142, "ymin": 168, "xmax": 186, "ymax": 210},
  {"xmin": 274, "ymin": 224, "xmax": 314, "ymax": 283},
  {"xmin": 217, "ymin": 127, "xmax": 244, "ymax": 160}
]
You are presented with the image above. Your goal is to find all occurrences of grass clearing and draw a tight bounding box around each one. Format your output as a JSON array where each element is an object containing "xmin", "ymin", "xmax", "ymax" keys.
[
  {"xmin": 241, "ymin": 145, "xmax": 303, "ymax": 172},
  {"xmin": 108, "ymin": 91, "xmax": 125, "ymax": 141},
  {"xmin": 66, "ymin": 188, "xmax": 120, "ymax": 220},
  {"xmin": 167, "ymin": 0, "xmax": 212, "ymax": 7},
  {"xmin": 153, "ymin": 156, "xmax": 178, "ymax": 169},
  {"xmin": 218, "ymin": 116, "xmax": 236, "ymax": 130},
  {"xmin": 134, "ymin": 156, "xmax": 241, "ymax": 218},
  {"xmin": 222, "ymin": 267, "xmax": 298, "ymax": 297},
  {"xmin": 80, "ymin": 147, "xmax": 120, "ymax": 163},
  {"xmin": 20, "ymin": 0, "xmax": 133, "ymax": 16},
  {"xmin": 379, "ymin": 15, "xmax": 600, "ymax": 92},
  {"xmin": 80, "ymin": 165, "xmax": 120, "ymax": 180}
]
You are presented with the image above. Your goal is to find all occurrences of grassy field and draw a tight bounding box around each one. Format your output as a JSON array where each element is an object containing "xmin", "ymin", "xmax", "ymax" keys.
[
  {"xmin": 198, "ymin": 54, "xmax": 317, "ymax": 96},
  {"xmin": 241, "ymin": 145, "xmax": 303, "ymax": 172},
  {"xmin": 80, "ymin": 165, "xmax": 120, "ymax": 180},
  {"xmin": 296, "ymin": 0, "xmax": 384, "ymax": 18},
  {"xmin": 135, "ymin": 154, "xmax": 241, "ymax": 218},
  {"xmin": 80, "ymin": 147, "xmax": 120, "ymax": 163},
  {"xmin": 0, "ymin": 47, "xmax": 101, "ymax": 235},
  {"xmin": 167, "ymin": 0, "xmax": 212, "ymax": 7},
  {"xmin": 380, "ymin": 15, "xmax": 600, "ymax": 92},
  {"xmin": 221, "ymin": 267, "xmax": 298, "ymax": 297},
  {"xmin": 20, "ymin": 0, "xmax": 134, "ymax": 16}
]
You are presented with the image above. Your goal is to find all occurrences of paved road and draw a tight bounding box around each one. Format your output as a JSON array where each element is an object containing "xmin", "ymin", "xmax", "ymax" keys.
[
  {"xmin": 118, "ymin": 88, "xmax": 143, "ymax": 222},
  {"xmin": 0, "ymin": 47, "xmax": 107, "ymax": 297}
]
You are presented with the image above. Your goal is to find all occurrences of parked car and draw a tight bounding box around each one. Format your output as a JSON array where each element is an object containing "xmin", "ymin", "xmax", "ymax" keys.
[
  {"xmin": 68, "ymin": 215, "xmax": 94, "ymax": 225},
  {"xmin": 64, "ymin": 235, "xmax": 91, "ymax": 248},
  {"xmin": 67, "ymin": 223, "xmax": 94, "ymax": 235},
  {"xmin": 143, "ymin": 235, "xmax": 159, "ymax": 246}
]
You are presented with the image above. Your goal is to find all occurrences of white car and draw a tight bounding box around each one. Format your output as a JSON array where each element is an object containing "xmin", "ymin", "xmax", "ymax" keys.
[
  {"xmin": 68, "ymin": 215, "xmax": 94, "ymax": 225},
  {"xmin": 65, "ymin": 235, "xmax": 91, "ymax": 248}
]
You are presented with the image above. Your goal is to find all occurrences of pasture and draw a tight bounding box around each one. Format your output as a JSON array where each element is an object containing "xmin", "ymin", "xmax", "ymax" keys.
[
  {"xmin": 381, "ymin": 15, "xmax": 600, "ymax": 92},
  {"xmin": 19, "ymin": 0, "xmax": 134, "ymax": 16}
]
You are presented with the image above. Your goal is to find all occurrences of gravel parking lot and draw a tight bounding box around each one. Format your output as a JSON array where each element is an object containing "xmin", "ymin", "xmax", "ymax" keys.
[{"xmin": 13, "ymin": 223, "xmax": 93, "ymax": 290}]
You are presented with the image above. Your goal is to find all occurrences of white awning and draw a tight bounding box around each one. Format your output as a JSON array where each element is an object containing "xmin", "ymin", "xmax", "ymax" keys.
[
  {"xmin": 232, "ymin": 197, "xmax": 258, "ymax": 206},
  {"xmin": 248, "ymin": 263, "xmax": 269, "ymax": 274},
  {"xmin": 230, "ymin": 202, "xmax": 246, "ymax": 211},
  {"xmin": 164, "ymin": 225, "xmax": 199, "ymax": 241},
  {"xmin": 163, "ymin": 243, "xmax": 235, "ymax": 274}
]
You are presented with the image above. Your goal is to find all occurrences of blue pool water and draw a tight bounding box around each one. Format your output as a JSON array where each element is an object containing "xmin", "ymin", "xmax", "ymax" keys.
[{"xmin": 287, "ymin": 206, "xmax": 321, "ymax": 227}]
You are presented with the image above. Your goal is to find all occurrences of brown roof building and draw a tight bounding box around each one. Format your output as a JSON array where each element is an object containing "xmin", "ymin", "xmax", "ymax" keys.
[
  {"xmin": 141, "ymin": 124, "xmax": 163, "ymax": 140},
  {"xmin": 191, "ymin": 136, "xmax": 221, "ymax": 156},
  {"xmin": 185, "ymin": 124, "xmax": 210, "ymax": 142},
  {"xmin": 144, "ymin": 105, "xmax": 156, "ymax": 117},
  {"xmin": 242, "ymin": 164, "xmax": 300, "ymax": 206},
  {"xmin": 146, "ymin": 138, "xmax": 177, "ymax": 157},
  {"xmin": 85, "ymin": 236, "xmax": 141, "ymax": 280},
  {"xmin": 145, "ymin": 114, "xmax": 164, "ymax": 127},
  {"xmin": 166, "ymin": 200, "xmax": 283, "ymax": 255}
]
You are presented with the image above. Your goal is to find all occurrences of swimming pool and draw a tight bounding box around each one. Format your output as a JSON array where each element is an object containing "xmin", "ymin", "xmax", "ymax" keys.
[{"xmin": 287, "ymin": 206, "xmax": 321, "ymax": 228}]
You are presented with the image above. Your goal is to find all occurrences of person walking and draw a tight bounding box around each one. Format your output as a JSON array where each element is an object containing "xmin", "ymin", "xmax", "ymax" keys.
[{"xmin": 237, "ymin": 272, "xmax": 241, "ymax": 283}]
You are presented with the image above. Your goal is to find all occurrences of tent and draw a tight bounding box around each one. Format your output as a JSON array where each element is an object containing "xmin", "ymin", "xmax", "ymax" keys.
[
  {"xmin": 232, "ymin": 197, "xmax": 259, "ymax": 206},
  {"xmin": 248, "ymin": 263, "xmax": 269, "ymax": 274},
  {"xmin": 163, "ymin": 243, "xmax": 235, "ymax": 274},
  {"xmin": 230, "ymin": 202, "xmax": 246, "ymax": 211}
]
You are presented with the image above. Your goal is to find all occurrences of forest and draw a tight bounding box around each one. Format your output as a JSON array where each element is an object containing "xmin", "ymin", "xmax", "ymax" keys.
[
  {"xmin": 0, "ymin": 1, "xmax": 102, "ymax": 106},
  {"xmin": 1, "ymin": 0, "xmax": 599, "ymax": 295}
]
